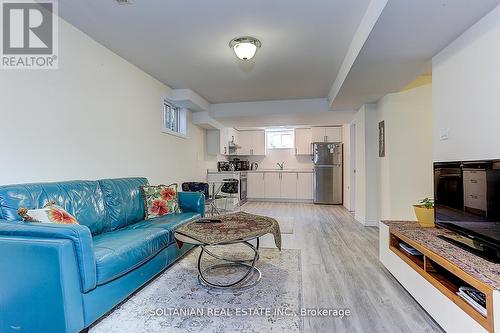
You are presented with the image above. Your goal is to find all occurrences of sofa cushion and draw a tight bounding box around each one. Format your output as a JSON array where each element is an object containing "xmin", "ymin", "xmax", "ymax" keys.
[
  {"xmin": 98, "ymin": 178, "xmax": 148, "ymax": 231},
  {"xmin": 0, "ymin": 180, "xmax": 109, "ymax": 235},
  {"xmin": 92, "ymin": 227, "xmax": 170, "ymax": 285},
  {"xmin": 140, "ymin": 183, "xmax": 180, "ymax": 219},
  {"xmin": 125, "ymin": 212, "xmax": 200, "ymax": 245},
  {"xmin": 18, "ymin": 202, "xmax": 80, "ymax": 224}
]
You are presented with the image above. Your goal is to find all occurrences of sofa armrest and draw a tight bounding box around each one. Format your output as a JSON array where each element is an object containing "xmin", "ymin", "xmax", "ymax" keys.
[
  {"xmin": 0, "ymin": 236, "xmax": 85, "ymax": 333},
  {"xmin": 178, "ymin": 192, "xmax": 205, "ymax": 217},
  {"xmin": 0, "ymin": 220, "xmax": 96, "ymax": 292}
]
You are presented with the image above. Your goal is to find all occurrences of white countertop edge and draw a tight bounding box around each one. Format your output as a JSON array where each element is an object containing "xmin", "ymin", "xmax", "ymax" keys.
[{"xmin": 207, "ymin": 169, "xmax": 313, "ymax": 173}]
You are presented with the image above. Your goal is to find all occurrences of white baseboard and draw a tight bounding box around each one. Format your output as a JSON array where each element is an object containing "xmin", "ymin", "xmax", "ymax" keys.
[
  {"xmin": 364, "ymin": 219, "xmax": 379, "ymax": 227},
  {"xmin": 354, "ymin": 214, "xmax": 379, "ymax": 227}
]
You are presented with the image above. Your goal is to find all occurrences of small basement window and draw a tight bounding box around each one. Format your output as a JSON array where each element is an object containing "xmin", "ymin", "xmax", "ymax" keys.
[
  {"xmin": 267, "ymin": 129, "xmax": 295, "ymax": 149},
  {"xmin": 162, "ymin": 100, "xmax": 187, "ymax": 137}
]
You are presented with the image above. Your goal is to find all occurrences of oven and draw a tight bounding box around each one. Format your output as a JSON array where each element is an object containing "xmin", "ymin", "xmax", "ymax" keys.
[{"xmin": 239, "ymin": 172, "xmax": 247, "ymax": 204}]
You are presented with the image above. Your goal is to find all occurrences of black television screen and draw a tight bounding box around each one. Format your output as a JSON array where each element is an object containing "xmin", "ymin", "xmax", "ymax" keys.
[{"xmin": 434, "ymin": 160, "xmax": 500, "ymax": 262}]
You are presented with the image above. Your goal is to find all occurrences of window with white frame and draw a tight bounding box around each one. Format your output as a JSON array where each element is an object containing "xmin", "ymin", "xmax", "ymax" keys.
[
  {"xmin": 266, "ymin": 129, "xmax": 295, "ymax": 149},
  {"xmin": 162, "ymin": 100, "xmax": 187, "ymax": 137}
]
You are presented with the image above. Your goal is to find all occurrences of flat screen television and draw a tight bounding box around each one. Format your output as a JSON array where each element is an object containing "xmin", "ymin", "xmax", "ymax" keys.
[{"xmin": 434, "ymin": 160, "xmax": 500, "ymax": 263}]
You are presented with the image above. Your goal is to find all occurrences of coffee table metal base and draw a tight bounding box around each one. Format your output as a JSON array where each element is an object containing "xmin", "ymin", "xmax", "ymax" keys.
[{"xmin": 197, "ymin": 238, "xmax": 261, "ymax": 291}]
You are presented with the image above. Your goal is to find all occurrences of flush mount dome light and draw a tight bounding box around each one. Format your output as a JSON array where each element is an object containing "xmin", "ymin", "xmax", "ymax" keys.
[{"xmin": 229, "ymin": 36, "xmax": 261, "ymax": 61}]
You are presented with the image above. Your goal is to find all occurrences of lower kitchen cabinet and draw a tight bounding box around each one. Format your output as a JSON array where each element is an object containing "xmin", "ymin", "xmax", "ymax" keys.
[
  {"xmin": 248, "ymin": 172, "xmax": 313, "ymax": 201},
  {"xmin": 280, "ymin": 173, "xmax": 297, "ymax": 200},
  {"xmin": 296, "ymin": 173, "xmax": 313, "ymax": 200},
  {"xmin": 247, "ymin": 172, "xmax": 265, "ymax": 199},
  {"xmin": 264, "ymin": 173, "xmax": 281, "ymax": 199}
]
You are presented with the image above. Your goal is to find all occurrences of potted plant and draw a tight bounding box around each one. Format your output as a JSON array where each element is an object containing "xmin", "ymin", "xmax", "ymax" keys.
[{"xmin": 414, "ymin": 198, "xmax": 435, "ymax": 228}]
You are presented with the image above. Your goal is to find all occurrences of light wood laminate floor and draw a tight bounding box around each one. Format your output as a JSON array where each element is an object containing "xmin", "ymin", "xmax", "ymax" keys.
[{"xmin": 241, "ymin": 202, "xmax": 443, "ymax": 333}]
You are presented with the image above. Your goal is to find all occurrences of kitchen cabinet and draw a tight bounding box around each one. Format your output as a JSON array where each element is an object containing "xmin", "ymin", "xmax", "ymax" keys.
[
  {"xmin": 295, "ymin": 128, "xmax": 312, "ymax": 155},
  {"xmin": 264, "ymin": 173, "xmax": 281, "ymax": 199},
  {"xmin": 248, "ymin": 171, "xmax": 313, "ymax": 201},
  {"xmin": 280, "ymin": 173, "xmax": 297, "ymax": 200},
  {"xmin": 296, "ymin": 173, "xmax": 313, "ymax": 200},
  {"xmin": 311, "ymin": 127, "xmax": 342, "ymax": 143},
  {"xmin": 206, "ymin": 127, "xmax": 238, "ymax": 155},
  {"xmin": 238, "ymin": 130, "xmax": 266, "ymax": 156},
  {"xmin": 247, "ymin": 172, "xmax": 265, "ymax": 199},
  {"xmin": 325, "ymin": 127, "xmax": 342, "ymax": 142},
  {"xmin": 238, "ymin": 131, "xmax": 252, "ymax": 155},
  {"xmin": 252, "ymin": 131, "xmax": 266, "ymax": 155}
]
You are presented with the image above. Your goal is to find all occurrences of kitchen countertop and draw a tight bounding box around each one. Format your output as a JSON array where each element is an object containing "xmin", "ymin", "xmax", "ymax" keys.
[
  {"xmin": 382, "ymin": 221, "xmax": 500, "ymax": 290},
  {"xmin": 247, "ymin": 169, "xmax": 313, "ymax": 173},
  {"xmin": 207, "ymin": 169, "xmax": 313, "ymax": 173}
]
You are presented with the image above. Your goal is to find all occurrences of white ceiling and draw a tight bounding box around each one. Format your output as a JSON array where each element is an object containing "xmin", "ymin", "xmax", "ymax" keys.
[
  {"xmin": 58, "ymin": 0, "xmax": 371, "ymax": 104},
  {"xmin": 331, "ymin": 0, "xmax": 500, "ymax": 110},
  {"xmin": 58, "ymin": 0, "xmax": 500, "ymax": 114}
]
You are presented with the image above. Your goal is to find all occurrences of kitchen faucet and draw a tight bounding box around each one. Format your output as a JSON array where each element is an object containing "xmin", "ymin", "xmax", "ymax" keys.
[{"xmin": 277, "ymin": 162, "xmax": 285, "ymax": 170}]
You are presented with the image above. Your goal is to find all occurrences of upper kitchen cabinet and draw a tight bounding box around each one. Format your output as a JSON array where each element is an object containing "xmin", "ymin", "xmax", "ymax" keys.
[
  {"xmin": 237, "ymin": 130, "xmax": 266, "ymax": 156},
  {"xmin": 295, "ymin": 128, "xmax": 312, "ymax": 155},
  {"xmin": 311, "ymin": 126, "xmax": 342, "ymax": 143},
  {"xmin": 206, "ymin": 127, "xmax": 239, "ymax": 155},
  {"xmin": 238, "ymin": 131, "xmax": 252, "ymax": 155},
  {"xmin": 252, "ymin": 131, "xmax": 266, "ymax": 155}
]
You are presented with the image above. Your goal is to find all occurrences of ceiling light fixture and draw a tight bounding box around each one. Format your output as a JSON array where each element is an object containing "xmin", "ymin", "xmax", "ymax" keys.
[{"xmin": 229, "ymin": 36, "xmax": 261, "ymax": 61}]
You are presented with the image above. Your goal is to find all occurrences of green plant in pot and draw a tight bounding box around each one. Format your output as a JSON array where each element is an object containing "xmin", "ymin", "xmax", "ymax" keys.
[{"xmin": 413, "ymin": 198, "xmax": 435, "ymax": 228}]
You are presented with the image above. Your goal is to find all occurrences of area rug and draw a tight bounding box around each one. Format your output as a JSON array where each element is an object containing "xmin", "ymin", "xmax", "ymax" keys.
[{"xmin": 91, "ymin": 246, "xmax": 303, "ymax": 333}]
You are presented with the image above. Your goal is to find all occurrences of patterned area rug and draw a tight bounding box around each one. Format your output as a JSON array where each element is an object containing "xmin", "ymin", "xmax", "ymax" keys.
[{"xmin": 91, "ymin": 245, "xmax": 303, "ymax": 333}]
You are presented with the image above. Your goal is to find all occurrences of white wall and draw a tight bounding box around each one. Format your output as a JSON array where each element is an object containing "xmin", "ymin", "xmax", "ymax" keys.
[
  {"xmin": 0, "ymin": 18, "xmax": 215, "ymax": 185},
  {"xmin": 376, "ymin": 84, "xmax": 434, "ymax": 221},
  {"xmin": 243, "ymin": 149, "xmax": 313, "ymax": 171},
  {"xmin": 210, "ymin": 98, "xmax": 331, "ymax": 118},
  {"xmin": 210, "ymin": 98, "xmax": 356, "ymax": 128},
  {"xmin": 433, "ymin": 4, "xmax": 500, "ymax": 162},
  {"xmin": 353, "ymin": 104, "xmax": 378, "ymax": 226},
  {"xmin": 217, "ymin": 111, "xmax": 356, "ymax": 128}
]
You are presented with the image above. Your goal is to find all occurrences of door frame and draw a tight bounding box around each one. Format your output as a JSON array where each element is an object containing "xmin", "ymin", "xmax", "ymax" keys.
[{"xmin": 349, "ymin": 121, "xmax": 356, "ymax": 212}]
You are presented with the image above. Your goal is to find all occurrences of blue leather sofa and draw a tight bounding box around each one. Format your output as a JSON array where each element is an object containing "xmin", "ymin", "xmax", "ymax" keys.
[{"xmin": 0, "ymin": 177, "xmax": 204, "ymax": 333}]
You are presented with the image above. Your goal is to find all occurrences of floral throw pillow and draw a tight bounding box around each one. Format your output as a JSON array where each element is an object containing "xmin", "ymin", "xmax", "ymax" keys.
[
  {"xmin": 141, "ymin": 184, "xmax": 181, "ymax": 219},
  {"xmin": 17, "ymin": 201, "xmax": 79, "ymax": 225}
]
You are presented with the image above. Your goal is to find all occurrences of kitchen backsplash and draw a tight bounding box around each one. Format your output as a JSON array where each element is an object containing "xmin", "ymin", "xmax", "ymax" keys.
[{"xmin": 222, "ymin": 149, "xmax": 313, "ymax": 170}]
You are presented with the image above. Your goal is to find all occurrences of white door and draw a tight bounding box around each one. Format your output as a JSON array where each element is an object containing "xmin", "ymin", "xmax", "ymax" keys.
[
  {"xmin": 295, "ymin": 128, "xmax": 312, "ymax": 155},
  {"xmin": 311, "ymin": 127, "xmax": 325, "ymax": 142},
  {"xmin": 297, "ymin": 173, "xmax": 313, "ymax": 200},
  {"xmin": 247, "ymin": 172, "xmax": 265, "ymax": 199},
  {"xmin": 264, "ymin": 173, "xmax": 281, "ymax": 199},
  {"xmin": 325, "ymin": 127, "xmax": 342, "ymax": 142},
  {"xmin": 252, "ymin": 130, "xmax": 266, "ymax": 155},
  {"xmin": 237, "ymin": 131, "xmax": 252, "ymax": 155},
  {"xmin": 280, "ymin": 173, "xmax": 297, "ymax": 200}
]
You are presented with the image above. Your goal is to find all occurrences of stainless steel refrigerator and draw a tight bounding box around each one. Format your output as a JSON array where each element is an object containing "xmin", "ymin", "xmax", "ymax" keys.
[{"xmin": 313, "ymin": 142, "xmax": 342, "ymax": 204}]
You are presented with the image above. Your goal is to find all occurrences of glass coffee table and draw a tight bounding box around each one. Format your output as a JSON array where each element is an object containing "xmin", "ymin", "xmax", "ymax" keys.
[{"xmin": 174, "ymin": 212, "xmax": 281, "ymax": 291}]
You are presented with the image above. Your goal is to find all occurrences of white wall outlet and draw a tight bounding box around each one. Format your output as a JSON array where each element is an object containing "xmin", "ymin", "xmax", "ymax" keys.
[{"xmin": 439, "ymin": 128, "xmax": 449, "ymax": 141}]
